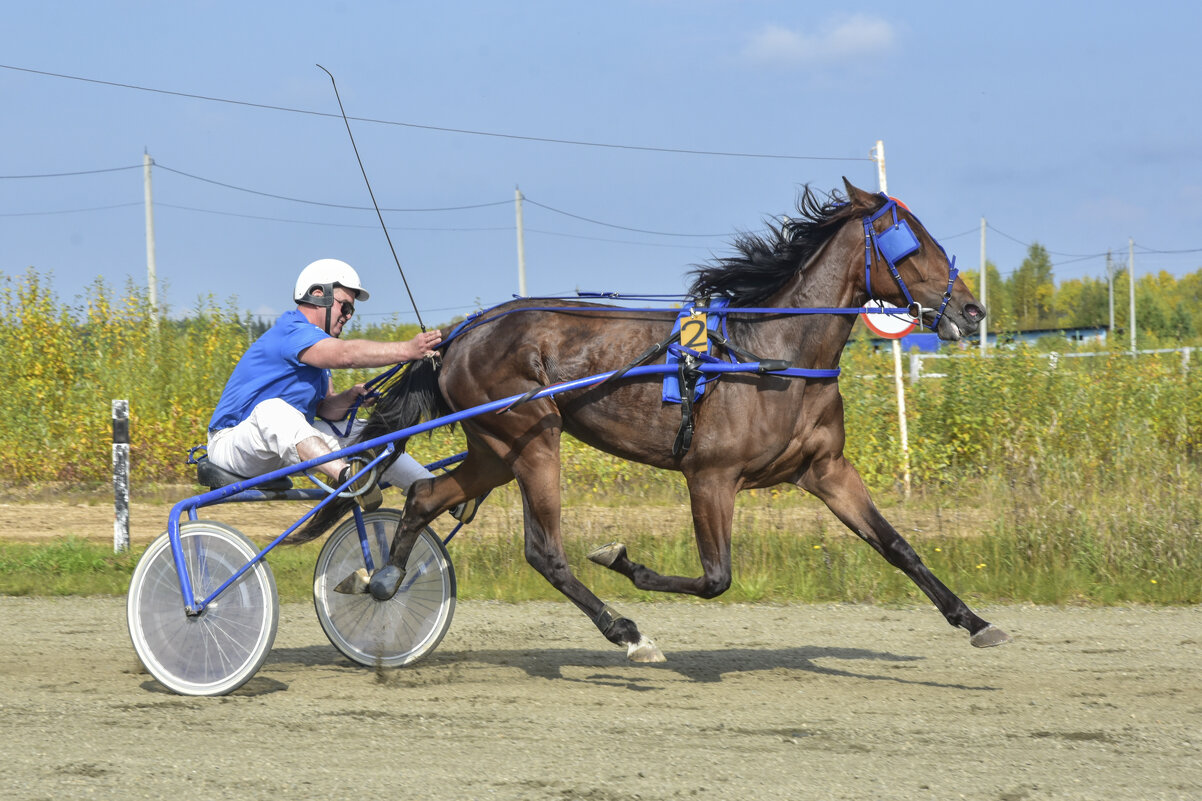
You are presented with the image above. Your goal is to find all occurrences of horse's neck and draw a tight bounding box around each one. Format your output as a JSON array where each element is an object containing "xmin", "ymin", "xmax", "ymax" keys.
[{"xmin": 746, "ymin": 237, "xmax": 862, "ymax": 368}]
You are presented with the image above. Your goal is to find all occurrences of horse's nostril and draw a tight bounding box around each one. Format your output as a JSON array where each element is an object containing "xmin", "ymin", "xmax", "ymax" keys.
[{"xmin": 966, "ymin": 303, "xmax": 986, "ymax": 322}]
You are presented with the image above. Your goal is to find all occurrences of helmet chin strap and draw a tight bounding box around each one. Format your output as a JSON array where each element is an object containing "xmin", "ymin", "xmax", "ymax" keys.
[{"xmin": 298, "ymin": 282, "xmax": 337, "ymax": 335}]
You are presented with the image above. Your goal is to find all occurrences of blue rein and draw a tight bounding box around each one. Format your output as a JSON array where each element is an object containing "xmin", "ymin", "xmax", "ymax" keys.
[{"xmin": 330, "ymin": 195, "xmax": 960, "ymax": 426}]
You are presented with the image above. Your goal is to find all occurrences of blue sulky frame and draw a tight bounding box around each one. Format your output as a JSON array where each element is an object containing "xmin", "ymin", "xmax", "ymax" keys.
[{"xmin": 163, "ymin": 358, "xmax": 838, "ymax": 616}]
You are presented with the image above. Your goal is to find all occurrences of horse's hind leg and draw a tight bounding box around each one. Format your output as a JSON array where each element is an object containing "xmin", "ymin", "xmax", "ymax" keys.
[
  {"xmin": 363, "ymin": 445, "xmax": 512, "ymax": 599},
  {"xmin": 589, "ymin": 470, "xmax": 737, "ymax": 599},
  {"xmin": 800, "ymin": 455, "xmax": 1010, "ymax": 647}
]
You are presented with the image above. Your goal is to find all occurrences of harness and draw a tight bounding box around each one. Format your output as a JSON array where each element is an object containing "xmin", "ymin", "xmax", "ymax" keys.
[
  {"xmin": 327, "ymin": 195, "xmax": 960, "ymax": 458},
  {"xmin": 650, "ymin": 195, "xmax": 960, "ymax": 455}
]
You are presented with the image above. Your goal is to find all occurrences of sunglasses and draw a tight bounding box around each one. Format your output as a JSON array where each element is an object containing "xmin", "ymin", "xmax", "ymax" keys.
[{"xmin": 334, "ymin": 296, "xmax": 355, "ymax": 318}]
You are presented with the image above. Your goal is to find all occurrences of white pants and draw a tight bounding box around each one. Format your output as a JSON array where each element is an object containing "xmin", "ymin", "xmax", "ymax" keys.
[{"xmin": 207, "ymin": 398, "xmax": 433, "ymax": 492}]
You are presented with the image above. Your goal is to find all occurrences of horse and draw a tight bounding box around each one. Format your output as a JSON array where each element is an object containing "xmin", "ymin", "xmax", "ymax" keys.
[{"xmin": 300, "ymin": 178, "xmax": 1010, "ymax": 661}]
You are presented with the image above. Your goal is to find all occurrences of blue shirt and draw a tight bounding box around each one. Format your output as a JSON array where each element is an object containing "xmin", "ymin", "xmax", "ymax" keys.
[{"xmin": 208, "ymin": 309, "xmax": 332, "ymax": 431}]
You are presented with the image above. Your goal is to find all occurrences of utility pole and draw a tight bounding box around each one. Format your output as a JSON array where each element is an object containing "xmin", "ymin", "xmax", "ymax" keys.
[
  {"xmin": 143, "ymin": 151, "xmax": 158, "ymax": 322},
  {"xmin": 979, "ymin": 216, "xmax": 987, "ymax": 354},
  {"xmin": 1106, "ymin": 250, "xmax": 1115, "ymax": 339},
  {"xmin": 870, "ymin": 139, "xmax": 911, "ymax": 499},
  {"xmin": 515, "ymin": 186, "xmax": 527, "ymax": 296},
  {"xmin": 1128, "ymin": 238, "xmax": 1136, "ymax": 354}
]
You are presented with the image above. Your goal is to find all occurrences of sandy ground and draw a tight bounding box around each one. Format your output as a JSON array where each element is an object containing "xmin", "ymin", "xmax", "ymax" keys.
[
  {"xmin": 1, "ymin": 597, "xmax": 1199, "ymax": 801},
  {"xmin": 2, "ymin": 494, "xmax": 1199, "ymax": 799}
]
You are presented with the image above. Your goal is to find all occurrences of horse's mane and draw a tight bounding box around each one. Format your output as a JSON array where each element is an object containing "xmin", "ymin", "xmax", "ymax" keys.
[{"xmin": 687, "ymin": 184, "xmax": 869, "ymax": 306}]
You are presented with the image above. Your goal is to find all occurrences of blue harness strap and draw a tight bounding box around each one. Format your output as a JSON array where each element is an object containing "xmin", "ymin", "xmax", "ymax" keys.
[{"xmin": 663, "ymin": 298, "xmax": 729, "ymax": 403}]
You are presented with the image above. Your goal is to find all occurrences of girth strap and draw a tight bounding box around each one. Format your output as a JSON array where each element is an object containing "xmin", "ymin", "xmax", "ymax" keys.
[{"xmin": 672, "ymin": 354, "xmax": 701, "ymax": 457}]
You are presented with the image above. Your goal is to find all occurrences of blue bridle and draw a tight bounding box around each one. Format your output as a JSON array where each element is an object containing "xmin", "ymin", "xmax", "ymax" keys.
[{"xmin": 862, "ymin": 195, "xmax": 959, "ymax": 333}]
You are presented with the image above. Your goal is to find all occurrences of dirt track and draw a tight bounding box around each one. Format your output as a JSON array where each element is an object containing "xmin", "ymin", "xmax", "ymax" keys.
[{"xmin": 2, "ymin": 596, "xmax": 1199, "ymax": 800}]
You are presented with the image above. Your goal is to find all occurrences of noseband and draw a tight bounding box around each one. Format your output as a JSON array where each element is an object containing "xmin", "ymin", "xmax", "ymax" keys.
[{"xmin": 862, "ymin": 196, "xmax": 959, "ymax": 333}]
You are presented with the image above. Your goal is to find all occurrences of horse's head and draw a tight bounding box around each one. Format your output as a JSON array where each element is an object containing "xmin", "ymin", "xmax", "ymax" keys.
[{"xmin": 844, "ymin": 179, "xmax": 985, "ymax": 341}]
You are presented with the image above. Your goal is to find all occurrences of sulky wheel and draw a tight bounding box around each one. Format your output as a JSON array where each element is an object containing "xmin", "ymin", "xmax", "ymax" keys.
[
  {"xmin": 312, "ymin": 508, "xmax": 456, "ymax": 668},
  {"xmin": 127, "ymin": 520, "xmax": 278, "ymax": 696}
]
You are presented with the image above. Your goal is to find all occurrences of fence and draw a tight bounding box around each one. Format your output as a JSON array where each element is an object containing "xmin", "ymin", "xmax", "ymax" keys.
[{"xmin": 869, "ymin": 346, "xmax": 1196, "ymax": 383}]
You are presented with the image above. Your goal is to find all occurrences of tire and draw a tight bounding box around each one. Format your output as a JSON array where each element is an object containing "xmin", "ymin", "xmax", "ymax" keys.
[
  {"xmin": 127, "ymin": 521, "xmax": 278, "ymax": 696},
  {"xmin": 313, "ymin": 508, "xmax": 456, "ymax": 668}
]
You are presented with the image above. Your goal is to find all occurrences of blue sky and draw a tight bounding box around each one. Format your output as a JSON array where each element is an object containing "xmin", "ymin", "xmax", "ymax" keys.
[{"xmin": 3, "ymin": 1, "xmax": 1200, "ymax": 327}]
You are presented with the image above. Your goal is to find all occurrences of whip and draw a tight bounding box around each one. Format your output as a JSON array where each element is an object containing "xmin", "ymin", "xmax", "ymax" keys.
[{"xmin": 317, "ymin": 64, "xmax": 427, "ymax": 331}]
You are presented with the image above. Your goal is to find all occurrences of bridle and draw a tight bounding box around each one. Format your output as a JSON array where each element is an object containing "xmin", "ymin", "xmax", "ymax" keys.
[{"xmin": 862, "ymin": 195, "xmax": 959, "ymax": 333}]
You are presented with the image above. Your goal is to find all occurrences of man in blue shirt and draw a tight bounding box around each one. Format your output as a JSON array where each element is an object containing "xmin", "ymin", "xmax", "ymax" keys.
[{"xmin": 207, "ymin": 258, "xmax": 458, "ymax": 514}]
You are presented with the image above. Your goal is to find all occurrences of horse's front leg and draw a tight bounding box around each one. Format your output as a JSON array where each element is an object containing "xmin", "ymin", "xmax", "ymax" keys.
[
  {"xmin": 501, "ymin": 429, "xmax": 665, "ymax": 662},
  {"xmin": 588, "ymin": 470, "xmax": 737, "ymax": 599},
  {"xmin": 799, "ymin": 454, "xmax": 1010, "ymax": 647}
]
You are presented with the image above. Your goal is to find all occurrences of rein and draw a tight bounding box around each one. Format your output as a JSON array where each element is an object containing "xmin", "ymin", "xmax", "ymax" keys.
[{"xmin": 337, "ymin": 194, "xmax": 960, "ymax": 435}]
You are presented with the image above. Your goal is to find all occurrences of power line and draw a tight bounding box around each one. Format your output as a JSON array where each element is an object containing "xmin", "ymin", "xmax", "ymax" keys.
[
  {"xmin": 158, "ymin": 162, "xmax": 734, "ymax": 237},
  {"xmin": 5, "ymin": 151, "xmax": 1200, "ymax": 261},
  {"xmin": 0, "ymin": 63, "xmax": 871, "ymax": 163},
  {"xmin": 0, "ymin": 164, "xmax": 142, "ymax": 179},
  {"xmin": 523, "ymin": 197, "xmax": 730, "ymax": 237},
  {"xmin": 0, "ymin": 202, "xmax": 141, "ymax": 217},
  {"xmin": 152, "ymin": 161, "xmax": 509, "ymax": 211},
  {"xmin": 985, "ymin": 222, "xmax": 1111, "ymax": 259},
  {"xmin": 157, "ymin": 202, "xmax": 513, "ymax": 232},
  {"xmin": 1136, "ymin": 244, "xmax": 1202, "ymax": 255}
]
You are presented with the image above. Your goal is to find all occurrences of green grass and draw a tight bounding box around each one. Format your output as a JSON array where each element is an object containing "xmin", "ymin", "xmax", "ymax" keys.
[{"xmin": 4, "ymin": 512, "xmax": 1197, "ymax": 606}]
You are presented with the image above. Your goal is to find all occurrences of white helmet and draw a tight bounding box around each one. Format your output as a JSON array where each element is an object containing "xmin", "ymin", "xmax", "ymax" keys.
[{"xmin": 293, "ymin": 258, "xmax": 371, "ymax": 304}]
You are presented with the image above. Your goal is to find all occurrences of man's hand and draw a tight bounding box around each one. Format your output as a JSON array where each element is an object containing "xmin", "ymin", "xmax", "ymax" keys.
[
  {"xmin": 317, "ymin": 383, "xmax": 376, "ymax": 421},
  {"xmin": 405, "ymin": 329, "xmax": 443, "ymax": 361}
]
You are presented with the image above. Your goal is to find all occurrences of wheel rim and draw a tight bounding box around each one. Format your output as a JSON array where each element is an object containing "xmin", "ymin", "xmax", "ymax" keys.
[
  {"xmin": 313, "ymin": 511, "xmax": 455, "ymax": 667},
  {"xmin": 128, "ymin": 522, "xmax": 277, "ymax": 695}
]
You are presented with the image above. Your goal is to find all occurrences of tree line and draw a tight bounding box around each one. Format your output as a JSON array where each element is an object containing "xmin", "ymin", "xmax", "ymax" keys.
[{"xmin": 963, "ymin": 244, "xmax": 1201, "ymax": 344}]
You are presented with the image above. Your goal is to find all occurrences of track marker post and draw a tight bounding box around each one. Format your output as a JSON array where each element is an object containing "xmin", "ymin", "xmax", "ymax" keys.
[{"xmin": 113, "ymin": 399, "xmax": 130, "ymax": 553}]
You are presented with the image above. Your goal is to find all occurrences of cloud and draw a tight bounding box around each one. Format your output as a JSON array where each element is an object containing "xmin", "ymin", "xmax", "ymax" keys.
[{"xmin": 743, "ymin": 15, "xmax": 896, "ymax": 65}]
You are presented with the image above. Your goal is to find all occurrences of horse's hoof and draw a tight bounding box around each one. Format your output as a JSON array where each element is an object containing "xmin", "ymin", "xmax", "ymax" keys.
[
  {"xmin": 333, "ymin": 567, "xmax": 371, "ymax": 595},
  {"xmin": 368, "ymin": 565, "xmax": 404, "ymax": 601},
  {"xmin": 588, "ymin": 542, "xmax": 627, "ymax": 568},
  {"xmin": 627, "ymin": 635, "xmax": 666, "ymax": 663},
  {"xmin": 970, "ymin": 624, "xmax": 1011, "ymax": 648}
]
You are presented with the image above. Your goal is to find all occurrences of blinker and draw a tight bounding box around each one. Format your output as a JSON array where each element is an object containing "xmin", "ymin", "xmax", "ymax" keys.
[{"xmin": 876, "ymin": 220, "xmax": 920, "ymax": 264}]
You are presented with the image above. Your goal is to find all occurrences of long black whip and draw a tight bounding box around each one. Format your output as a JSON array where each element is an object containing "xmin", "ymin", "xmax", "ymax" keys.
[{"xmin": 317, "ymin": 64, "xmax": 426, "ymax": 331}]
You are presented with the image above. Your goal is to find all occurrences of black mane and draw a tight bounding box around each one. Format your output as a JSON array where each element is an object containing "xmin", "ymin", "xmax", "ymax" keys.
[{"xmin": 687, "ymin": 185, "xmax": 867, "ymax": 306}]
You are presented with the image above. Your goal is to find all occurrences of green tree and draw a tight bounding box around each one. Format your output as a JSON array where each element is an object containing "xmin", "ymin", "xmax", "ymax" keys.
[
  {"xmin": 1055, "ymin": 275, "xmax": 1109, "ymax": 328},
  {"xmin": 1008, "ymin": 243, "xmax": 1055, "ymax": 329},
  {"xmin": 962, "ymin": 260, "xmax": 1014, "ymax": 333}
]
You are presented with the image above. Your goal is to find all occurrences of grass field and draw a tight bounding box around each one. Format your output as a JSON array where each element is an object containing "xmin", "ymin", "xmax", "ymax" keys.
[{"xmin": 2, "ymin": 272, "xmax": 1199, "ymax": 606}]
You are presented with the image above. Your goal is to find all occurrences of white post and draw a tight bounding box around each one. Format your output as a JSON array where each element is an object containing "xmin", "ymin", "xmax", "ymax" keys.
[
  {"xmin": 1128, "ymin": 238, "xmax": 1136, "ymax": 354},
  {"xmin": 870, "ymin": 139, "xmax": 911, "ymax": 498},
  {"xmin": 113, "ymin": 400, "xmax": 130, "ymax": 553},
  {"xmin": 872, "ymin": 140, "xmax": 888, "ymax": 197},
  {"xmin": 979, "ymin": 217, "xmax": 987, "ymax": 354},
  {"xmin": 143, "ymin": 152, "xmax": 158, "ymax": 322},
  {"xmin": 1106, "ymin": 251, "xmax": 1115, "ymax": 341},
  {"xmin": 515, "ymin": 186, "xmax": 527, "ymax": 296}
]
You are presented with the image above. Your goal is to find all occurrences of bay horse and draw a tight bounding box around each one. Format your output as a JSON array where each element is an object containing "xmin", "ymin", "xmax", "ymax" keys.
[{"xmin": 302, "ymin": 178, "xmax": 1010, "ymax": 661}]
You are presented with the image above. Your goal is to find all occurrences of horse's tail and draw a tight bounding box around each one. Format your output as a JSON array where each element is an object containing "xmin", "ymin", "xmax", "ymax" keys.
[{"xmin": 290, "ymin": 356, "xmax": 446, "ymax": 544}]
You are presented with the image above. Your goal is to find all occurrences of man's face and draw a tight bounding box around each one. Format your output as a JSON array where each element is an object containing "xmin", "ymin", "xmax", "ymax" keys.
[{"xmin": 328, "ymin": 289, "xmax": 356, "ymax": 337}]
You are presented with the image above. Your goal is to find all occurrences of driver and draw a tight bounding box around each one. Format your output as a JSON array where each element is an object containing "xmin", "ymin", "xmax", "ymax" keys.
[{"xmin": 206, "ymin": 258, "xmax": 474, "ymax": 518}]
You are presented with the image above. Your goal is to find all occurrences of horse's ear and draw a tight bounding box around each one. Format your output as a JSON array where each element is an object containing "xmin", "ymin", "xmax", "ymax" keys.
[{"xmin": 842, "ymin": 177, "xmax": 876, "ymax": 209}]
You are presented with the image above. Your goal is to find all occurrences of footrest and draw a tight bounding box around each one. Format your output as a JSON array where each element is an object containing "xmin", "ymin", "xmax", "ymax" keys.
[{"xmin": 195, "ymin": 456, "xmax": 293, "ymax": 492}]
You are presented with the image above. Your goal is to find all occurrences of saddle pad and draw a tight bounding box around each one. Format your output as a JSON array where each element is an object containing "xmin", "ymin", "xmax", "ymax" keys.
[{"xmin": 663, "ymin": 298, "xmax": 729, "ymax": 404}]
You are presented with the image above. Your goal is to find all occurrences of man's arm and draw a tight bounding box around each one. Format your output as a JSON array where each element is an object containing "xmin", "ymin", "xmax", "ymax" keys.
[
  {"xmin": 300, "ymin": 330, "xmax": 442, "ymax": 369},
  {"xmin": 316, "ymin": 382, "xmax": 374, "ymax": 421}
]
